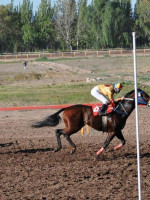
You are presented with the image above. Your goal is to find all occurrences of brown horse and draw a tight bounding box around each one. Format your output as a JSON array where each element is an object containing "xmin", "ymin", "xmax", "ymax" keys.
[{"xmin": 32, "ymin": 89, "xmax": 150, "ymax": 157}]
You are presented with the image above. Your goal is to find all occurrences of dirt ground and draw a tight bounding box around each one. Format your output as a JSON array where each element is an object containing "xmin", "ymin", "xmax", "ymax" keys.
[
  {"xmin": 1, "ymin": 55, "xmax": 150, "ymax": 87},
  {"xmin": 0, "ymin": 106, "xmax": 150, "ymax": 200},
  {"xmin": 0, "ymin": 58, "xmax": 150, "ymax": 200}
]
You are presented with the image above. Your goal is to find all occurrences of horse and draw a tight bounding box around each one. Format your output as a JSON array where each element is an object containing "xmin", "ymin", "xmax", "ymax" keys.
[{"xmin": 32, "ymin": 89, "xmax": 150, "ymax": 157}]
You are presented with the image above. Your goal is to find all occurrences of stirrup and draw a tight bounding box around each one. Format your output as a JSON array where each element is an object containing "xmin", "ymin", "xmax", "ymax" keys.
[{"xmin": 98, "ymin": 110, "xmax": 105, "ymax": 115}]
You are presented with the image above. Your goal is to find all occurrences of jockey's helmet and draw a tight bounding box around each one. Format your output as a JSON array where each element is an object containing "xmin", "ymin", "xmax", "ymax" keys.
[{"xmin": 114, "ymin": 82, "xmax": 122, "ymax": 93}]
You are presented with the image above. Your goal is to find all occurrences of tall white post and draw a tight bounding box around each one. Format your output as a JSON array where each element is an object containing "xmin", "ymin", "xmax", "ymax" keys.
[{"xmin": 132, "ymin": 32, "xmax": 142, "ymax": 200}]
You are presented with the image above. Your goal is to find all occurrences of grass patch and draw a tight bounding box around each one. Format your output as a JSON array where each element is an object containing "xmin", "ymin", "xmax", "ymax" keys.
[
  {"xmin": 34, "ymin": 56, "xmax": 89, "ymax": 63},
  {"xmin": 14, "ymin": 72, "xmax": 42, "ymax": 81},
  {"xmin": 0, "ymin": 82, "xmax": 149, "ymax": 107},
  {"xmin": 0, "ymin": 83, "xmax": 94, "ymax": 106},
  {"xmin": 0, "ymin": 60, "xmax": 22, "ymax": 64},
  {"xmin": 138, "ymin": 72, "xmax": 150, "ymax": 82},
  {"xmin": 35, "ymin": 56, "xmax": 49, "ymax": 62},
  {"xmin": 1, "ymin": 72, "xmax": 43, "ymax": 84}
]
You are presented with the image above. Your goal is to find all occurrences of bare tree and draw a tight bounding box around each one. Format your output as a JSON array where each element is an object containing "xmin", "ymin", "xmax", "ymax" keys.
[{"xmin": 54, "ymin": 0, "xmax": 77, "ymax": 51}]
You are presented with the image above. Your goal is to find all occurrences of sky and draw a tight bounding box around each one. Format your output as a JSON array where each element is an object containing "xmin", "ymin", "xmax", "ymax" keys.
[{"xmin": 0, "ymin": 0, "xmax": 137, "ymax": 12}]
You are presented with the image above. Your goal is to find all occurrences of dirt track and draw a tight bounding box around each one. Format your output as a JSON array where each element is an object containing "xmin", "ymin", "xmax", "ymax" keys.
[{"xmin": 0, "ymin": 106, "xmax": 150, "ymax": 200}]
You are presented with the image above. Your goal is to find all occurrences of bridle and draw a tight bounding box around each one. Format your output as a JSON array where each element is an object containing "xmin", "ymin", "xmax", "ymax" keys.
[
  {"xmin": 136, "ymin": 90, "xmax": 148, "ymax": 105},
  {"xmin": 114, "ymin": 90, "xmax": 149, "ymax": 115}
]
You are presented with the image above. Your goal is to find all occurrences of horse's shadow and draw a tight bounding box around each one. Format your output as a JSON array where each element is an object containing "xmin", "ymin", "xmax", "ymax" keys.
[
  {"xmin": 13, "ymin": 149, "xmax": 150, "ymax": 158},
  {"xmin": 124, "ymin": 152, "xmax": 150, "ymax": 159},
  {"xmin": 0, "ymin": 145, "xmax": 54, "ymax": 155},
  {"xmin": 0, "ymin": 142, "xmax": 13, "ymax": 148},
  {"xmin": 14, "ymin": 147, "xmax": 54, "ymax": 154}
]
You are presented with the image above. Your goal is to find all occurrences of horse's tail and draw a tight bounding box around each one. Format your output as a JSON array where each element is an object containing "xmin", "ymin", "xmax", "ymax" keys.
[{"xmin": 32, "ymin": 108, "xmax": 65, "ymax": 128}]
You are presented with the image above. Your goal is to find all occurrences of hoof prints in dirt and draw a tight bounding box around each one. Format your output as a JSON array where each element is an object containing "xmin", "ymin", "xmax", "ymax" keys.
[{"xmin": 1, "ymin": 142, "xmax": 150, "ymax": 200}]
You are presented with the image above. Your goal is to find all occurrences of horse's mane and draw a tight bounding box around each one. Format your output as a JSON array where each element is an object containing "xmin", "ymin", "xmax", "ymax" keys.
[
  {"xmin": 115, "ymin": 89, "xmax": 137, "ymax": 109},
  {"xmin": 124, "ymin": 90, "xmax": 135, "ymax": 98},
  {"xmin": 124, "ymin": 88, "xmax": 142, "ymax": 98}
]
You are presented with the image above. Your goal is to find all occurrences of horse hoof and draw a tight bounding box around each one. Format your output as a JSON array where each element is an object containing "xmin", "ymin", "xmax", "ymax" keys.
[
  {"xmin": 94, "ymin": 155, "xmax": 99, "ymax": 161},
  {"xmin": 54, "ymin": 148, "xmax": 61, "ymax": 152},
  {"xmin": 70, "ymin": 148, "xmax": 76, "ymax": 154}
]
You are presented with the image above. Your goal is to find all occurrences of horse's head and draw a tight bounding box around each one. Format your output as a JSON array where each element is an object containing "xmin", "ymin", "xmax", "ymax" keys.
[
  {"xmin": 125, "ymin": 89, "xmax": 150, "ymax": 107},
  {"xmin": 115, "ymin": 89, "xmax": 150, "ymax": 117},
  {"xmin": 137, "ymin": 89, "xmax": 150, "ymax": 107}
]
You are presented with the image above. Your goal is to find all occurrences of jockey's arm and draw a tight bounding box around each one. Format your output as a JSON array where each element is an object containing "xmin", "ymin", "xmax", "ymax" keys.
[
  {"xmin": 107, "ymin": 93, "xmax": 113, "ymax": 102},
  {"xmin": 107, "ymin": 88, "xmax": 124, "ymax": 103},
  {"xmin": 114, "ymin": 96, "xmax": 124, "ymax": 102}
]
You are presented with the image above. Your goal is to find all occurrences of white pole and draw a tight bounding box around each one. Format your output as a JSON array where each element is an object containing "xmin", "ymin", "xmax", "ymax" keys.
[{"xmin": 132, "ymin": 32, "xmax": 142, "ymax": 200}]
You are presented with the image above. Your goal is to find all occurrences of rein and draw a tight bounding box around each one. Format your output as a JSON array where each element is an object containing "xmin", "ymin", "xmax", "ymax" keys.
[
  {"xmin": 114, "ymin": 102, "xmax": 129, "ymax": 115},
  {"xmin": 123, "ymin": 98, "xmax": 134, "ymax": 101}
]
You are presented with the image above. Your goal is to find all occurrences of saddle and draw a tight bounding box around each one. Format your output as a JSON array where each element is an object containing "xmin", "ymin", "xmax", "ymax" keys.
[
  {"xmin": 92, "ymin": 103, "xmax": 114, "ymax": 116},
  {"xmin": 92, "ymin": 104, "xmax": 113, "ymax": 132}
]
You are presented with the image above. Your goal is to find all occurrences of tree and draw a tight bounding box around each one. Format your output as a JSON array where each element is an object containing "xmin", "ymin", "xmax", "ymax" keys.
[
  {"xmin": 100, "ymin": 0, "xmax": 132, "ymax": 48},
  {"xmin": 54, "ymin": 0, "xmax": 77, "ymax": 51},
  {"xmin": 20, "ymin": 0, "xmax": 35, "ymax": 51},
  {"xmin": 100, "ymin": 1, "xmax": 114, "ymax": 47},
  {"xmin": 36, "ymin": 0, "xmax": 55, "ymax": 49},
  {"xmin": 135, "ymin": 0, "xmax": 150, "ymax": 46},
  {"xmin": 76, "ymin": 0, "xmax": 87, "ymax": 49},
  {"xmin": 0, "ymin": 2, "xmax": 22, "ymax": 52},
  {"xmin": 92, "ymin": 0, "xmax": 108, "ymax": 48},
  {"xmin": 8, "ymin": 6, "xmax": 22, "ymax": 52},
  {"xmin": 118, "ymin": 0, "xmax": 133, "ymax": 47}
]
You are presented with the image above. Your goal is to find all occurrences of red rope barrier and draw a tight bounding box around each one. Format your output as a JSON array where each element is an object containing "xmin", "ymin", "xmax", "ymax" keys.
[{"xmin": 0, "ymin": 103, "xmax": 145, "ymax": 111}]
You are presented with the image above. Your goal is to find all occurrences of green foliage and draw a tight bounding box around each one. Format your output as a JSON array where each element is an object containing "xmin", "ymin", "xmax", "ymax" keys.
[
  {"xmin": 35, "ymin": 56, "xmax": 50, "ymax": 62},
  {"xmin": 35, "ymin": 0, "xmax": 55, "ymax": 49},
  {"xmin": 135, "ymin": 0, "xmax": 150, "ymax": 46},
  {"xmin": 100, "ymin": 0, "xmax": 132, "ymax": 48},
  {"xmin": 0, "ymin": 5, "xmax": 22, "ymax": 52},
  {"xmin": 0, "ymin": 0, "xmax": 150, "ymax": 52},
  {"xmin": 20, "ymin": 0, "xmax": 35, "ymax": 51}
]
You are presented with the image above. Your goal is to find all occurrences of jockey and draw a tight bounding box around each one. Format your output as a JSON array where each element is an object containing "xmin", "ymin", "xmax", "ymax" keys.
[{"xmin": 91, "ymin": 82, "xmax": 124, "ymax": 114}]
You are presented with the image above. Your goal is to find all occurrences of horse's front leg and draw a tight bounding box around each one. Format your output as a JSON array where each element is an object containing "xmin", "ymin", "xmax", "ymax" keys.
[
  {"xmin": 96, "ymin": 131, "xmax": 116, "ymax": 157},
  {"xmin": 114, "ymin": 130, "xmax": 126, "ymax": 150}
]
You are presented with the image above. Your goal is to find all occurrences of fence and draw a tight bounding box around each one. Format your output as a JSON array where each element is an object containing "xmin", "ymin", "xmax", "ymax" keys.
[{"xmin": 1, "ymin": 49, "xmax": 150, "ymax": 61}]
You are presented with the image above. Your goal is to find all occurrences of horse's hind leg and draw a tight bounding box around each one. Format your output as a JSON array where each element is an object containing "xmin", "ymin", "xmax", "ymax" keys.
[
  {"xmin": 64, "ymin": 134, "xmax": 76, "ymax": 154},
  {"xmin": 54, "ymin": 129, "xmax": 62, "ymax": 152},
  {"xmin": 55, "ymin": 129, "xmax": 77, "ymax": 153},
  {"xmin": 114, "ymin": 130, "xmax": 126, "ymax": 150}
]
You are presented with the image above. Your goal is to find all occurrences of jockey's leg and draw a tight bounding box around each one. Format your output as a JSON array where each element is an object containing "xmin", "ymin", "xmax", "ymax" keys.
[
  {"xmin": 99, "ymin": 104, "xmax": 107, "ymax": 114},
  {"xmin": 91, "ymin": 86, "xmax": 108, "ymax": 104},
  {"xmin": 91, "ymin": 86, "xmax": 109, "ymax": 114}
]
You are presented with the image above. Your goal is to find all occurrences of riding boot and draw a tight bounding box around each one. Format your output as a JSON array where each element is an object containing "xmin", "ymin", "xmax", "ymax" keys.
[{"xmin": 99, "ymin": 104, "xmax": 107, "ymax": 114}]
